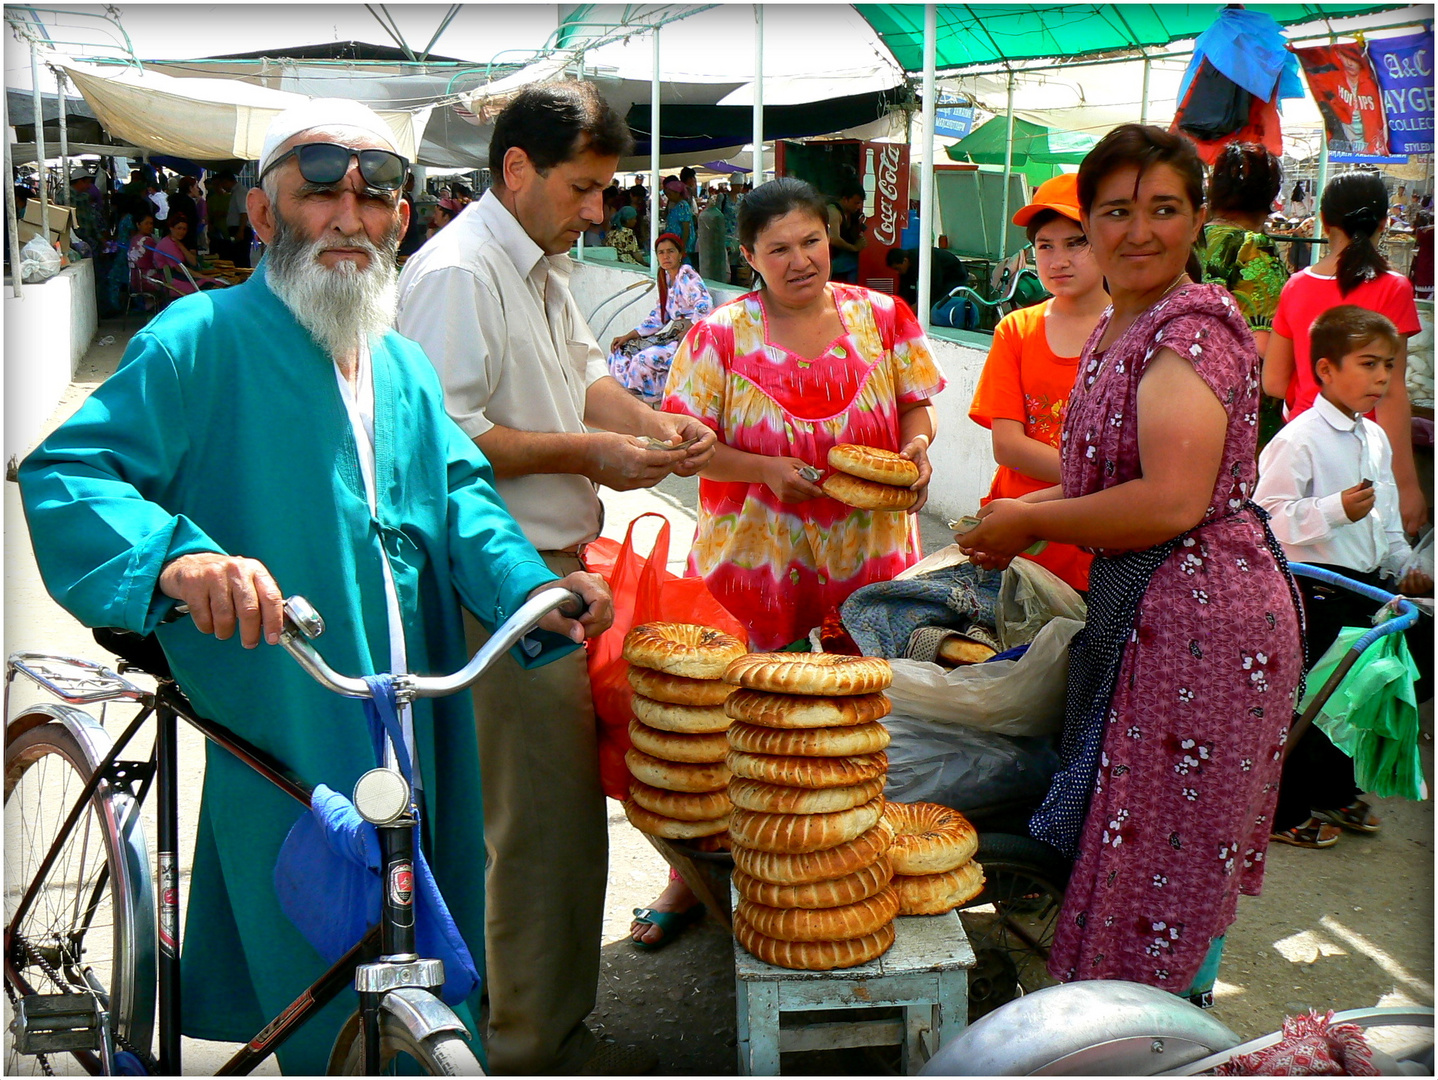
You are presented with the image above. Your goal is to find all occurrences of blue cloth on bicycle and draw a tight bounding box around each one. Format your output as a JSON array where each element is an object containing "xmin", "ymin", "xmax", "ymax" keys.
[
  {"xmin": 276, "ymin": 676, "xmax": 482, "ymax": 1004},
  {"xmin": 17, "ymin": 259, "xmax": 573, "ymax": 1073}
]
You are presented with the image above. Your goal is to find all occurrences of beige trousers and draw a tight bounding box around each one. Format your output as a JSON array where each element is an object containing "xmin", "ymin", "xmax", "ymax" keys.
[{"xmin": 464, "ymin": 553, "xmax": 607, "ymax": 1074}]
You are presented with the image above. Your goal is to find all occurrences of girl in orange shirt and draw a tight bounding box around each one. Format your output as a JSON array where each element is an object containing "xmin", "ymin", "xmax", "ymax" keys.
[{"xmin": 969, "ymin": 173, "xmax": 1108, "ymax": 591}]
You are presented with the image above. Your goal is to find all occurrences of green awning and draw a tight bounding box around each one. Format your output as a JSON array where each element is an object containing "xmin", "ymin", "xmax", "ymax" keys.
[
  {"xmin": 856, "ymin": 4, "xmax": 1406, "ymax": 73},
  {"xmin": 947, "ymin": 116, "xmax": 1098, "ymax": 166}
]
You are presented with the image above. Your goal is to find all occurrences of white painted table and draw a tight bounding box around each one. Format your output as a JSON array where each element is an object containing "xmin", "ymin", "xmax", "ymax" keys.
[{"xmin": 733, "ymin": 900, "xmax": 976, "ymax": 1075}]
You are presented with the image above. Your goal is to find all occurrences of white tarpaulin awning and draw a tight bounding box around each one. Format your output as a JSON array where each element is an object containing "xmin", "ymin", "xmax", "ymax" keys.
[{"xmin": 61, "ymin": 62, "xmax": 430, "ymax": 163}]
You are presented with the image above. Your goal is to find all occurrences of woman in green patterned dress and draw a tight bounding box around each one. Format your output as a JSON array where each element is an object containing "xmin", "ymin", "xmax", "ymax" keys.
[{"xmin": 1198, "ymin": 143, "xmax": 1290, "ymax": 450}]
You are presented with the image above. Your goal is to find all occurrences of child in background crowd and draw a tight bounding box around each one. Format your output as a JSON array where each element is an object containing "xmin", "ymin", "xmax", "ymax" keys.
[
  {"xmin": 1256, "ymin": 306, "xmax": 1433, "ymax": 848},
  {"xmin": 968, "ymin": 173, "xmax": 1107, "ymax": 592},
  {"xmin": 1264, "ymin": 170, "xmax": 1427, "ymax": 536}
]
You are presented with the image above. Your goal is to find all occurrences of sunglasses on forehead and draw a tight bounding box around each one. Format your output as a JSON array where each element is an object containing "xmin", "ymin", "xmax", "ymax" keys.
[{"xmin": 259, "ymin": 142, "xmax": 410, "ymax": 191}]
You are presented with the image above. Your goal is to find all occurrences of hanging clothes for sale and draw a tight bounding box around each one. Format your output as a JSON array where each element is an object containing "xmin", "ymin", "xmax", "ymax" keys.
[{"xmin": 1171, "ymin": 7, "xmax": 1305, "ymax": 164}]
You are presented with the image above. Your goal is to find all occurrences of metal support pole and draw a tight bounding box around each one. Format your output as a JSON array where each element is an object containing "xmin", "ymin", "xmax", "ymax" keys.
[
  {"xmin": 1313, "ymin": 134, "xmax": 1330, "ymax": 241},
  {"xmin": 651, "ymin": 23, "xmax": 661, "ymax": 279},
  {"xmin": 752, "ymin": 4, "xmax": 764, "ymax": 184},
  {"xmin": 55, "ymin": 68, "xmax": 70, "ymax": 204},
  {"xmin": 917, "ymin": 3, "xmax": 937, "ymax": 334},
  {"xmin": 996, "ymin": 71, "xmax": 1016, "ymax": 266},
  {"xmin": 1140, "ymin": 56, "xmax": 1152, "ymax": 125},
  {"xmin": 30, "ymin": 43, "xmax": 49, "ymax": 237},
  {"xmin": 4, "ymin": 81, "xmax": 24, "ymax": 298}
]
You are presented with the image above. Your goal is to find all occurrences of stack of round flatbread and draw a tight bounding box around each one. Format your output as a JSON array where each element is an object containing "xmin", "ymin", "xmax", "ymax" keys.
[
  {"xmin": 882, "ymin": 801, "xmax": 985, "ymax": 915},
  {"xmin": 722, "ymin": 651, "xmax": 901, "ymax": 971},
  {"xmin": 621, "ymin": 622, "xmax": 747, "ymax": 844},
  {"xmin": 820, "ymin": 443, "xmax": 920, "ymax": 513}
]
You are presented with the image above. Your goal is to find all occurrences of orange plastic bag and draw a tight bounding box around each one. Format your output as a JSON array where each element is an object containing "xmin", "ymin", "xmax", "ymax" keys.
[{"xmin": 584, "ymin": 512, "xmax": 747, "ymax": 800}]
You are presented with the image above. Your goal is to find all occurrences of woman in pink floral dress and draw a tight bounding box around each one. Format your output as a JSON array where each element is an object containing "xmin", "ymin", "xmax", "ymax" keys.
[
  {"xmin": 662, "ymin": 178, "xmax": 945, "ymax": 652},
  {"xmin": 960, "ymin": 125, "xmax": 1304, "ymax": 1000}
]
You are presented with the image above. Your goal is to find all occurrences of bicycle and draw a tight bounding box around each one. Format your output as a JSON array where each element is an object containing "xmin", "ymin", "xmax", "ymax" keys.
[{"xmin": 5, "ymin": 584, "xmax": 584, "ymax": 1075}]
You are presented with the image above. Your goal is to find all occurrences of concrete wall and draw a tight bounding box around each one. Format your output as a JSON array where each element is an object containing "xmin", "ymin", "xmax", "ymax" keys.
[
  {"xmin": 568, "ymin": 255, "xmax": 995, "ymax": 523},
  {"xmin": 4, "ymin": 259, "xmax": 97, "ymax": 466}
]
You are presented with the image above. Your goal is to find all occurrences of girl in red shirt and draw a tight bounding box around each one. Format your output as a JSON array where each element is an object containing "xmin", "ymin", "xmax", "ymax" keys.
[{"xmin": 1265, "ymin": 171, "xmax": 1426, "ymax": 534}]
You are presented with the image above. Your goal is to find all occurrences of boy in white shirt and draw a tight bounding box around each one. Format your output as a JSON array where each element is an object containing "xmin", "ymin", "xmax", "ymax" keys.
[{"xmin": 1256, "ymin": 305, "xmax": 1432, "ymax": 848}]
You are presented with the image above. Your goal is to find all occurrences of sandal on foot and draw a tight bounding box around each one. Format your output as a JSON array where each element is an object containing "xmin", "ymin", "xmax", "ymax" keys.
[
  {"xmin": 1271, "ymin": 817, "xmax": 1342, "ymax": 848},
  {"xmin": 630, "ymin": 903, "xmax": 704, "ymax": 951},
  {"xmin": 1315, "ymin": 800, "xmax": 1382, "ymax": 833}
]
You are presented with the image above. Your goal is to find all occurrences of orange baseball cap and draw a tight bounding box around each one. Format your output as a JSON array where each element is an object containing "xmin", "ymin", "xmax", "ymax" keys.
[{"xmin": 1012, "ymin": 172, "xmax": 1082, "ymax": 228}]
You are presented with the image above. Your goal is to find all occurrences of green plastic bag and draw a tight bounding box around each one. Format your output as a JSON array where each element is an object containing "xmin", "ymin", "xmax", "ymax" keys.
[{"xmin": 1304, "ymin": 623, "xmax": 1425, "ymax": 800}]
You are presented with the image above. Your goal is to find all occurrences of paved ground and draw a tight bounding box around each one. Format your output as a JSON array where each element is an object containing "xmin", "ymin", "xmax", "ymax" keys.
[{"xmin": 5, "ymin": 319, "xmax": 1432, "ymax": 1074}]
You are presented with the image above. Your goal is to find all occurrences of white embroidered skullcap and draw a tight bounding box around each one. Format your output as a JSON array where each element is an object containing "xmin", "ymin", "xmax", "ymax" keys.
[{"xmin": 259, "ymin": 98, "xmax": 401, "ymax": 175}]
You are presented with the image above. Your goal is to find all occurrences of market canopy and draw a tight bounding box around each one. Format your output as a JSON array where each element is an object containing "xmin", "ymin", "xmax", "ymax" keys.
[
  {"xmin": 946, "ymin": 115, "xmax": 1098, "ymax": 166},
  {"xmin": 59, "ymin": 62, "xmax": 430, "ymax": 164},
  {"xmin": 857, "ymin": 3, "xmax": 1407, "ymax": 72}
]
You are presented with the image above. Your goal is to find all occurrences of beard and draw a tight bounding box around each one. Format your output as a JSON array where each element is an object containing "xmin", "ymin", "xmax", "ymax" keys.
[{"xmin": 265, "ymin": 209, "xmax": 402, "ymax": 361}]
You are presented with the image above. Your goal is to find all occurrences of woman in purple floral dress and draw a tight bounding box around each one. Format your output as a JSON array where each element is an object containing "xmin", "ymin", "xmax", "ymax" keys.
[{"xmin": 959, "ymin": 125, "xmax": 1304, "ymax": 999}]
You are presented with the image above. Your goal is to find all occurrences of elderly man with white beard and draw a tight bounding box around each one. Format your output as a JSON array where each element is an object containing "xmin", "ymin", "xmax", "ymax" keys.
[{"xmin": 18, "ymin": 98, "xmax": 612, "ymax": 1075}]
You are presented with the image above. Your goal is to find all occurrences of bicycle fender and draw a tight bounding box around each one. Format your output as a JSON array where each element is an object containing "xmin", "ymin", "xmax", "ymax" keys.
[{"xmin": 380, "ymin": 987, "xmax": 471, "ymax": 1042}]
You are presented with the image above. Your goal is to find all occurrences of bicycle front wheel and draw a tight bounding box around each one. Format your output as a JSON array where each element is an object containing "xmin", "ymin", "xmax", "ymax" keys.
[
  {"xmin": 4, "ymin": 712, "xmax": 156, "ymax": 1075},
  {"xmin": 328, "ymin": 1005, "xmax": 483, "ymax": 1075}
]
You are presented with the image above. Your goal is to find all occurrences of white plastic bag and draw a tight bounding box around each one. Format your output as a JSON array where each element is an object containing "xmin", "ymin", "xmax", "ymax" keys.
[
  {"xmin": 19, "ymin": 236, "xmax": 61, "ymax": 284},
  {"xmin": 995, "ymin": 557, "xmax": 1088, "ymax": 650},
  {"xmin": 1399, "ymin": 527, "xmax": 1433, "ymax": 584},
  {"xmin": 884, "ymin": 616, "xmax": 1083, "ymax": 737}
]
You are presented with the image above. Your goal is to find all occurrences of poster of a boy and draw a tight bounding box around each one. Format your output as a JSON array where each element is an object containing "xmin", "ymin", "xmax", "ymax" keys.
[{"xmin": 1255, "ymin": 304, "xmax": 1432, "ymax": 848}]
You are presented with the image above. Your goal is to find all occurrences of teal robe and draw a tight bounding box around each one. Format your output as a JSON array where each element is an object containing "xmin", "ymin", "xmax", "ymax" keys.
[{"xmin": 19, "ymin": 264, "xmax": 569, "ymax": 1072}]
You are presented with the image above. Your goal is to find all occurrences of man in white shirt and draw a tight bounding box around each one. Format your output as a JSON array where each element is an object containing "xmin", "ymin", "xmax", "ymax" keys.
[{"xmin": 396, "ymin": 80, "xmax": 715, "ymax": 1075}]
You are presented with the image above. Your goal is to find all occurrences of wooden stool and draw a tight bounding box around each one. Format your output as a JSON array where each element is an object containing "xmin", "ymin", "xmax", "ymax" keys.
[{"xmin": 733, "ymin": 899, "xmax": 975, "ymax": 1075}]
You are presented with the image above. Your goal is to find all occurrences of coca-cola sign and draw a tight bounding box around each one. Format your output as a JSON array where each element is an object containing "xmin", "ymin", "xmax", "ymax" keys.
[
  {"xmin": 857, "ymin": 141, "xmax": 910, "ymax": 290},
  {"xmin": 871, "ymin": 145, "xmax": 904, "ymax": 246}
]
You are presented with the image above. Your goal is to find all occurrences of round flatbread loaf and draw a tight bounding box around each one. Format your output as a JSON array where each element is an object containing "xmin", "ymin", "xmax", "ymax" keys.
[
  {"xmin": 736, "ymin": 886, "xmax": 899, "ymax": 942},
  {"xmin": 623, "ymin": 622, "xmax": 746, "ymax": 679},
  {"xmin": 727, "ymin": 721, "xmax": 891, "ymax": 758},
  {"xmin": 883, "ymin": 802, "xmax": 979, "ymax": 875},
  {"xmin": 732, "ymin": 821, "xmax": 893, "ymax": 885},
  {"xmin": 729, "ymin": 797, "xmax": 884, "ymax": 854},
  {"xmin": 938, "ymin": 636, "xmax": 997, "ymax": 666},
  {"xmin": 894, "ymin": 861, "xmax": 986, "ymax": 916},
  {"xmin": 627, "ymin": 666, "xmax": 735, "ymax": 706},
  {"xmin": 821, "ymin": 471, "xmax": 917, "ymax": 512},
  {"xmin": 623, "ymin": 799, "xmax": 728, "ymax": 839},
  {"xmin": 828, "ymin": 444, "xmax": 920, "ymax": 487},
  {"xmin": 631, "ymin": 694, "xmax": 731, "ymax": 734},
  {"xmin": 733, "ymin": 913, "xmax": 895, "ymax": 971},
  {"xmin": 628, "ymin": 719, "xmax": 730, "ymax": 764},
  {"xmin": 727, "ymin": 749, "xmax": 887, "ymax": 788},
  {"xmin": 731, "ymin": 856, "xmax": 893, "ymax": 910},
  {"xmin": 724, "ymin": 654, "xmax": 892, "ymax": 697},
  {"xmin": 625, "ymin": 748, "xmax": 731, "ymax": 793},
  {"xmin": 628, "ymin": 779, "xmax": 730, "ymax": 822},
  {"xmin": 728, "ymin": 776, "xmax": 885, "ymax": 815},
  {"xmin": 723, "ymin": 689, "xmax": 891, "ymax": 729}
]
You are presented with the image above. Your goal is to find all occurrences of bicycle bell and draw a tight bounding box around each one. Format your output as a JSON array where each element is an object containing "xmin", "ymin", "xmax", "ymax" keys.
[{"xmin": 353, "ymin": 768, "xmax": 411, "ymax": 825}]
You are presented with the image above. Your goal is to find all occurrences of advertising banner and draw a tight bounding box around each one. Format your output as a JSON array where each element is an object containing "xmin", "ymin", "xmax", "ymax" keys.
[
  {"xmin": 859, "ymin": 141, "xmax": 910, "ymax": 287},
  {"xmin": 1293, "ymin": 42, "xmax": 1390, "ymax": 158},
  {"xmin": 1367, "ymin": 30, "xmax": 1434, "ymax": 156}
]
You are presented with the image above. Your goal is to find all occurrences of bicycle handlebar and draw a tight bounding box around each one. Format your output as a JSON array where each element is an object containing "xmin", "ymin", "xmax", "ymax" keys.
[
  {"xmin": 1287, "ymin": 562, "xmax": 1421, "ymax": 645},
  {"xmin": 278, "ymin": 586, "xmax": 587, "ymax": 701}
]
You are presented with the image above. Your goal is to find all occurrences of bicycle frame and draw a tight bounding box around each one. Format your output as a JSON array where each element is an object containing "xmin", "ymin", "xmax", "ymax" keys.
[
  {"xmin": 6, "ymin": 654, "xmax": 379, "ymax": 1074},
  {"xmin": 9, "ymin": 584, "xmax": 580, "ymax": 1074}
]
